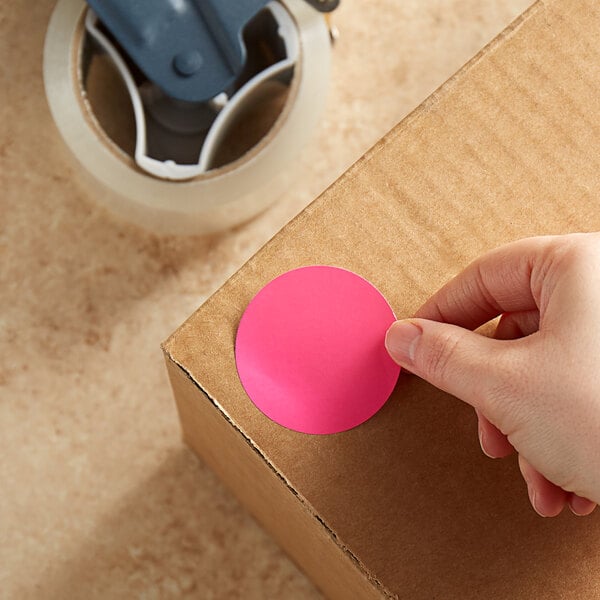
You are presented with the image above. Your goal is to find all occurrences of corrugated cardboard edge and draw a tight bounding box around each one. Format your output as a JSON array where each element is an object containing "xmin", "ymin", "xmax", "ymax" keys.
[{"xmin": 162, "ymin": 2, "xmax": 543, "ymax": 597}]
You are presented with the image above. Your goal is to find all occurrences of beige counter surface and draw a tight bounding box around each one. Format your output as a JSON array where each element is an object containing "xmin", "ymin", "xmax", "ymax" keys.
[{"xmin": 1, "ymin": 1, "xmax": 530, "ymax": 597}]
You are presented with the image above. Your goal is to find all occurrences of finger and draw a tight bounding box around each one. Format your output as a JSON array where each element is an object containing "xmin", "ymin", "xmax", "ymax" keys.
[
  {"xmin": 476, "ymin": 410, "xmax": 514, "ymax": 458},
  {"xmin": 416, "ymin": 236, "xmax": 560, "ymax": 330},
  {"xmin": 385, "ymin": 318, "xmax": 511, "ymax": 412},
  {"xmin": 568, "ymin": 494, "xmax": 597, "ymax": 516},
  {"xmin": 519, "ymin": 456, "xmax": 567, "ymax": 517},
  {"xmin": 494, "ymin": 310, "xmax": 540, "ymax": 340}
]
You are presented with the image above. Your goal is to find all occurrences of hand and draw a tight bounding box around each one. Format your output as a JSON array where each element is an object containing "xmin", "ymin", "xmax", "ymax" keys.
[{"xmin": 385, "ymin": 233, "xmax": 600, "ymax": 517}]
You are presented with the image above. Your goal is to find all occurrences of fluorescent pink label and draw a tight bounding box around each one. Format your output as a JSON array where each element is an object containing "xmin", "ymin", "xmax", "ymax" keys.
[{"xmin": 235, "ymin": 266, "xmax": 400, "ymax": 434}]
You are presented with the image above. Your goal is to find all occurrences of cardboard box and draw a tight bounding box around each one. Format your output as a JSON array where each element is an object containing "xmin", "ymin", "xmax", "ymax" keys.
[{"xmin": 163, "ymin": 0, "xmax": 600, "ymax": 597}]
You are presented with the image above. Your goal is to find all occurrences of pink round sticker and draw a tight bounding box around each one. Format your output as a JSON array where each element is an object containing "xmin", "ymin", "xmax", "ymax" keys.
[{"xmin": 235, "ymin": 266, "xmax": 400, "ymax": 434}]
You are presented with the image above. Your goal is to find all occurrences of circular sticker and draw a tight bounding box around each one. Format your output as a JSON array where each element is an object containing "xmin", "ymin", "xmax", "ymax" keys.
[{"xmin": 235, "ymin": 266, "xmax": 400, "ymax": 434}]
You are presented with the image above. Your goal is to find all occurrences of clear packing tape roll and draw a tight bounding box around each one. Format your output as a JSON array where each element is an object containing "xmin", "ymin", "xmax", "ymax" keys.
[{"xmin": 44, "ymin": 0, "xmax": 331, "ymax": 235}]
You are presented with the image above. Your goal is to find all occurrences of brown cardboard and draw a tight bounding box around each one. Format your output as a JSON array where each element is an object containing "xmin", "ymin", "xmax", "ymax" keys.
[{"xmin": 164, "ymin": 0, "xmax": 600, "ymax": 597}]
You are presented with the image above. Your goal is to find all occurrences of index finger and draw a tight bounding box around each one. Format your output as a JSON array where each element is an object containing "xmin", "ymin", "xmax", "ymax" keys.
[{"xmin": 415, "ymin": 235, "xmax": 559, "ymax": 330}]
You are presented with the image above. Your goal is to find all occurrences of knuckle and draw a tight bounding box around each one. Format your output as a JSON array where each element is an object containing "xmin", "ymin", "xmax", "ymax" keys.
[
  {"xmin": 480, "ymin": 375, "xmax": 521, "ymax": 430},
  {"xmin": 548, "ymin": 233, "xmax": 600, "ymax": 276},
  {"xmin": 420, "ymin": 328, "xmax": 462, "ymax": 386},
  {"xmin": 567, "ymin": 237, "xmax": 600, "ymax": 271},
  {"xmin": 478, "ymin": 349, "xmax": 535, "ymax": 433}
]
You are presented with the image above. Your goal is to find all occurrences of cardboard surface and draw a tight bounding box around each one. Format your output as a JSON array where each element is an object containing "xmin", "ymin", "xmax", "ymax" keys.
[{"xmin": 164, "ymin": 0, "xmax": 600, "ymax": 597}]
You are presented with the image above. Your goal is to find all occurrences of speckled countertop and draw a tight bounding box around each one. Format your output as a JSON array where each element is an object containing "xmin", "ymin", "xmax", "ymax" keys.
[{"xmin": 1, "ymin": 1, "xmax": 530, "ymax": 597}]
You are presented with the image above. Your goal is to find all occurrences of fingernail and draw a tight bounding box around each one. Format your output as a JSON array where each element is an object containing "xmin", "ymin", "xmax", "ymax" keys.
[
  {"xmin": 528, "ymin": 487, "xmax": 546, "ymax": 517},
  {"xmin": 569, "ymin": 495, "xmax": 597, "ymax": 517},
  {"xmin": 528, "ymin": 486, "xmax": 539, "ymax": 514},
  {"xmin": 385, "ymin": 321, "xmax": 422, "ymax": 365},
  {"xmin": 478, "ymin": 426, "xmax": 494, "ymax": 459}
]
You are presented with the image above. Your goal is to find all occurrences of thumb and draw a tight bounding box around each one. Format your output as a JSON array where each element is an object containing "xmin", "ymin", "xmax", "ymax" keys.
[{"xmin": 385, "ymin": 318, "xmax": 507, "ymax": 411}]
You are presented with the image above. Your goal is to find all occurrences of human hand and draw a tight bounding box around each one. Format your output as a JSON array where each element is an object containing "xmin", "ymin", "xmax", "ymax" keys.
[{"xmin": 385, "ymin": 233, "xmax": 600, "ymax": 517}]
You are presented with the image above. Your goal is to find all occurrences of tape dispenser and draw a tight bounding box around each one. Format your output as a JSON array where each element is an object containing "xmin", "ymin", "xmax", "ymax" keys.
[{"xmin": 44, "ymin": 0, "xmax": 338, "ymax": 234}]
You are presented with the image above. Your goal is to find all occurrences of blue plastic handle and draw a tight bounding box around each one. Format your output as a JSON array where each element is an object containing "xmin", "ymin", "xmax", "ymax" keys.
[{"xmin": 86, "ymin": 0, "xmax": 269, "ymax": 102}]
